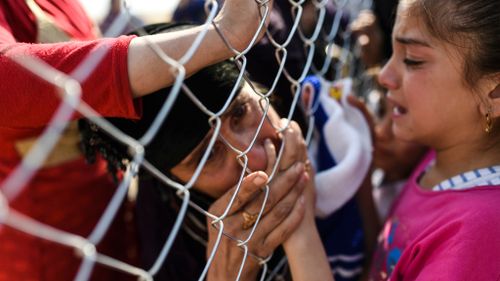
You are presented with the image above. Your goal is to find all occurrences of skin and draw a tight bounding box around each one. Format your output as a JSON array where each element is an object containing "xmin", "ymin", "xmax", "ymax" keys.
[
  {"xmin": 170, "ymin": 84, "xmax": 332, "ymax": 281},
  {"xmin": 378, "ymin": 2, "xmax": 500, "ymax": 190},
  {"xmin": 347, "ymin": 4, "xmax": 500, "ymax": 280},
  {"xmin": 128, "ymin": 0, "xmax": 273, "ymax": 97},
  {"xmin": 171, "ymin": 84, "xmax": 282, "ymax": 198},
  {"xmin": 373, "ymin": 97, "xmax": 427, "ymax": 183}
]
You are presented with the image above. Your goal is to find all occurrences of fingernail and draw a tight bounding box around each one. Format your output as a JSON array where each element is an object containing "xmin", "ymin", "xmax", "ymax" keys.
[
  {"xmin": 295, "ymin": 162, "xmax": 304, "ymax": 173},
  {"xmin": 299, "ymin": 195, "xmax": 305, "ymax": 205},
  {"xmin": 253, "ymin": 173, "xmax": 267, "ymax": 186},
  {"xmin": 280, "ymin": 118, "xmax": 288, "ymax": 129},
  {"xmin": 303, "ymin": 171, "xmax": 310, "ymax": 181}
]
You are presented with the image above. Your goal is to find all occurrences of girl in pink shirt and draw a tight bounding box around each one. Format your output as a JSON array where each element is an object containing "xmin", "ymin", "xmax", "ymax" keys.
[{"xmin": 368, "ymin": 0, "xmax": 500, "ymax": 280}]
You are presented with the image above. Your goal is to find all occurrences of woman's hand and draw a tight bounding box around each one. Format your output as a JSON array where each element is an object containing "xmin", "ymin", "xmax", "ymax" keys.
[
  {"xmin": 129, "ymin": 0, "xmax": 275, "ymax": 97},
  {"xmin": 275, "ymin": 119, "xmax": 316, "ymax": 217},
  {"xmin": 205, "ymin": 119, "xmax": 314, "ymax": 281},
  {"xmin": 205, "ymin": 163, "xmax": 307, "ymax": 281},
  {"xmin": 215, "ymin": 0, "xmax": 274, "ymax": 52},
  {"xmin": 274, "ymin": 121, "xmax": 332, "ymax": 281}
]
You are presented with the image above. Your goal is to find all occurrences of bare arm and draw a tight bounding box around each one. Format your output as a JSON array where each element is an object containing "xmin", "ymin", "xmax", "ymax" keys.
[
  {"xmin": 277, "ymin": 120, "xmax": 333, "ymax": 281},
  {"xmin": 128, "ymin": 0, "xmax": 272, "ymax": 97},
  {"xmin": 0, "ymin": 0, "xmax": 272, "ymax": 126},
  {"xmin": 282, "ymin": 172, "xmax": 333, "ymax": 281},
  {"xmin": 284, "ymin": 218, "xmax": 333, "ymax": 281}
]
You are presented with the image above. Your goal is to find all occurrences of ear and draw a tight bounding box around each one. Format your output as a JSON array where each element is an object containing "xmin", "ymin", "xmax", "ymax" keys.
[{"xmin": 488, "ymin": 84, "xmax": 500, "ymax": 118}]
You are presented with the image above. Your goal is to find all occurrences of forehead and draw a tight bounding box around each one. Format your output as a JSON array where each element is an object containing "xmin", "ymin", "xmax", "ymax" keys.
[
  {"xmin": 393, "ymin": 4, "xmax": 432, "ymax": 41},
  {"xmin": 393, "ymin": 3, "xmax": 468, "ymax": 65}
]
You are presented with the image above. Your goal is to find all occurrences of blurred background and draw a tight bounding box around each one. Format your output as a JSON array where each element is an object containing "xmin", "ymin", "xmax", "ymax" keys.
[{"xmin": 78, "ymin": 0, "xmax": 181, "ymax": 26}]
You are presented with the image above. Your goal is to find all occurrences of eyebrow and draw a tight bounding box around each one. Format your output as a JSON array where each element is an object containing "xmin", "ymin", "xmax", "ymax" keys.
[
  {"xmin": 395, "ymin": 36, "xmax": 432, "ymax": 47},
  {"xmin": 182, "ymin": 92, "xmax": 248, "ymax": 167}
]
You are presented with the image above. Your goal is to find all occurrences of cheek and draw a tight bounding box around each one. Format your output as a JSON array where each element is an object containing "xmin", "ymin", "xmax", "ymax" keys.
[
  {"xmin": 246, "ymin": 144, "xmax": 268, "ymax": 171},
  {"xmin": 194, "ymin": 162, "xmax": 243, "ymax": 198}
]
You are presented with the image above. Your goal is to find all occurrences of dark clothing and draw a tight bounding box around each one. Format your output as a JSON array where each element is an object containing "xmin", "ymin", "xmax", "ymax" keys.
[
  {"xmin": 136, "ymin": 178, "xmax": 290, "ymax": 281},
  {"xmin": 136, "ymin": 179, "xmax": 206, "ymax": 280}
]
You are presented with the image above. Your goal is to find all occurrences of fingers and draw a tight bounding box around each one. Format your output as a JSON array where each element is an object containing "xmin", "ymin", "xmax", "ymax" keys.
[
  {"xmin": 213, "ymin": 162, "xmax": 305, "ymax": 242},
  {"xmin": 255, "ymin": 170, "xmax": 308, "ymax": 235},
  {"xmin": 278, "ymin": 119, "xmax": 308, "ymax": 171},
  {"xmin": 209, "ymin": 171, "xmax": 268, "ymax": 217},
  {"xmin": 216, "ymin": 0, "xmax": 274, "ymax": 52},
  {"xmin": 244, "ymin": 161, "xmax": 305, "ymax": 217},
  {"xmin": 238, "ymin": 169, "xmax": 309, "ymax": 258},
  {"xmin": 206, "ymin": 164, "xmax": 310, "ymax": 269},
  {"xmin": 264, "ymin": 138, "xmax": 277, "ymax": 176},
  {"xmin": 252, "ymin": 192, "xmax": 307, "ymax": 258}
]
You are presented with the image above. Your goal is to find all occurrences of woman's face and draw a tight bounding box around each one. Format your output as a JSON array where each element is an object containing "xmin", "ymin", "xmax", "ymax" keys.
[
  {"xmin": 377, "ymin": 4, "xmax": 486, "ymax": 149},
  {"xmin": 170, "ymin": 84, "xmax": 282, "ymax": 198}
]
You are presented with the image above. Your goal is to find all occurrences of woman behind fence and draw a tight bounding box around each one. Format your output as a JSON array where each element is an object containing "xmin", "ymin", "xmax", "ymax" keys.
[
  {"xmin": 81, "ymin": 24, "xmax": 332, "ymax": 279},
  {"xmin": 0, "ymin": 0, "xmax": 274, "ymax": 279}
]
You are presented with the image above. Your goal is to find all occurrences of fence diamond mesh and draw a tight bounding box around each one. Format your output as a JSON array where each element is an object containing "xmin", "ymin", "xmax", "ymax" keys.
[{"xmin": 0, "ymin": 0, "xmax": 372, "ymax": 280}]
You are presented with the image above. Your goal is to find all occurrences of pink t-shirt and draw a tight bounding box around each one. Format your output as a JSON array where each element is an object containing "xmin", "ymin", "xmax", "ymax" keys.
[{"xmin": 370, "ymin": 151, "xmax": 500, "ymax": 281}]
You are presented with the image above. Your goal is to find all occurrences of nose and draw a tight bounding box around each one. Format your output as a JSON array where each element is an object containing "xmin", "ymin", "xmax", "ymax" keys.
[
  {"xmin": 378, "ymin": 56, "xmax": 399, "ymax": 91},
  {"xmin": 223, "ymin": 112, "xmax": 279, "ymax": 172},
  {"xmin": 245, "ymin": 116, "xmax": 279, "ymax": 171}
]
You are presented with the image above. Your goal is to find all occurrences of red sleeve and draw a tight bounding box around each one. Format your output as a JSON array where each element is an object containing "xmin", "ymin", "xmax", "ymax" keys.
[
  {"xmin": 0, "ymin": 0, "xmax": 96, "ymax": 43},
  {"xmin": 36, "ymin": 0, "xmax": 97, "ymax": 40},
  {"xmin": 0, "ymin": 35, "xmax": 141, "ymax": 129}
]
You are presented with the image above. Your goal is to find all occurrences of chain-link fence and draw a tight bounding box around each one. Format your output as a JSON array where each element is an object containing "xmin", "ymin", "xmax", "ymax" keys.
[{"xmin": 0, "ymin": 0, "xmax": 372, "ymax": 280}]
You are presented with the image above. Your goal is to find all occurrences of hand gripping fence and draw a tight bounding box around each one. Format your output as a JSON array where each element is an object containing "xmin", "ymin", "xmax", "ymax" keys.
[{"xmin": 0, "ymin": 0, "xmax": 372, "ymax": 280}]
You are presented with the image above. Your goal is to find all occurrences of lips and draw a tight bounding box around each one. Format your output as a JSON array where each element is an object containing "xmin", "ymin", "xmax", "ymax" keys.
[
  {"xmin": 393, "ymin": 105, "xmax": 408, "ymax": 116},
  {"xmin": 386, "ymin": 95, "xmax": 408, "ymax": 117}
]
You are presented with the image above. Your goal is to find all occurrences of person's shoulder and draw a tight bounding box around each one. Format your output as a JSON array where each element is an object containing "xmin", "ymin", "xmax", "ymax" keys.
[{"xmin": 451, "ymin": 186, "xmax": 500, "ymax": 231}]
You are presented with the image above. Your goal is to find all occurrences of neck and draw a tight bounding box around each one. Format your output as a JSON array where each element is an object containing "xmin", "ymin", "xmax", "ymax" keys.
[{"xmin": 420, "ymin": 137, "xmax": 500, "ymax": 189}]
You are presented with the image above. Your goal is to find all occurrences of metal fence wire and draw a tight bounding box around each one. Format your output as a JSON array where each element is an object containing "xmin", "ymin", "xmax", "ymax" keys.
[{"xmin": 0, "ymin": 0, "xmax": 372, "ymax": 280}]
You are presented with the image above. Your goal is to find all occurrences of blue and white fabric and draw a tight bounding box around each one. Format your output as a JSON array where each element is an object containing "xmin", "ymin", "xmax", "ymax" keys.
[
  {"xmin": 432, "ymin": 165, "xmax": 500, "ymax": 191},
  {"xmin": 301, "ymin": 75, "xmax": 373, "ymax": 281},
  {"xmin": 302, "ymin": 75, "xmax": 373, "ymax": 217}
]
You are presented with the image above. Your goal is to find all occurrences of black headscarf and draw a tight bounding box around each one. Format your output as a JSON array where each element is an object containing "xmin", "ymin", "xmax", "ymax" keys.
[{"xmin": 80, "ymin": 23, "xmax": 243, "ymax": 175}]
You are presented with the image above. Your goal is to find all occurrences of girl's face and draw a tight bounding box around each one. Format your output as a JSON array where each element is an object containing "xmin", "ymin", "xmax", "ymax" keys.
[
  {"xmin": 373, "ymin": 96, "xmax": 427, "ymax": 182},
  {"xmin": 170, "ymin": 84, "xmax": 281, "ymax": 198},
  {"xmin": 378, "ymin": 4, "xmax": 486, "ymax": 149}
]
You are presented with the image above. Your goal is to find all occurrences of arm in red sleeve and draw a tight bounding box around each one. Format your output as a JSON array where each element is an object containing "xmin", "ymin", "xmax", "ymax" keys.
[{"xmin": 0, "ymin": 36, "xmax": 141, "ymax": 129}]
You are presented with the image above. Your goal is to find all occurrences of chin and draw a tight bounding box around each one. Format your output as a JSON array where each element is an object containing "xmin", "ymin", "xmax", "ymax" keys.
[{"xmin": 393, "ymin": 128, "xmax": 416, "ymax": 143}]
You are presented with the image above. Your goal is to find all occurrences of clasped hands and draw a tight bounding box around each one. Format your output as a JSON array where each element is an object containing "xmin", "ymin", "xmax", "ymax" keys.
[{"xmin": 206, "ymin": 119, "xmax": 315, "ymax": 281}]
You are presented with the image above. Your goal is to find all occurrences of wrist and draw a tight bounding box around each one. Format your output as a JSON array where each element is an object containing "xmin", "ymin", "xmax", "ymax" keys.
[
  {"xmin": 282, "ymin": 216, "xmax": 316, "ymax": 249},
  {"xmin": 214, "ymin": 17, "xmax": 248, "ymax": 53}
]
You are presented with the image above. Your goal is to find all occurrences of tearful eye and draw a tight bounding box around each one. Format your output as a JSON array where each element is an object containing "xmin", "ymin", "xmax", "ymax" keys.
[
  {"xmin": 403, "ymin": 58, "xmax": 424, "ymax": 68},
  {"xmin": 230, "ymin": 102, "xmax": 248, "ymax": 128}
]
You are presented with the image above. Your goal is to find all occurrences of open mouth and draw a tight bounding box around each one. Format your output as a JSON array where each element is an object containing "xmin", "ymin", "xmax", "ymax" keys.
[{"xmin": 393, "ymin": 105, "xmax": 408, "ymax": 116}]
